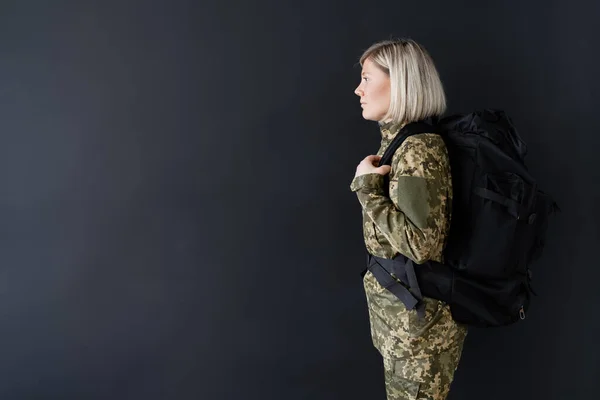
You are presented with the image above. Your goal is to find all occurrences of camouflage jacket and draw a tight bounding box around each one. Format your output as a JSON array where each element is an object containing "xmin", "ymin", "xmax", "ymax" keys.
[{"xmin": 350, "ymin": 121, "xmax": 467, "ymax": 364}]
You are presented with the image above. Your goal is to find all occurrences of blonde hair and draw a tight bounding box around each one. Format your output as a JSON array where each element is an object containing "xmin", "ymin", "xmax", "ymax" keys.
[{"xmin": 359, "ymin": 38, "xmax": 447, "ymax": 125}]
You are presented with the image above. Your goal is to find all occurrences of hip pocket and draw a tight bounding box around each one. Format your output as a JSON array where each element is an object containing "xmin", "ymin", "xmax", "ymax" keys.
[{"xmin": 383, "ymin": 358, "xmax": 421, "ymax": 400}]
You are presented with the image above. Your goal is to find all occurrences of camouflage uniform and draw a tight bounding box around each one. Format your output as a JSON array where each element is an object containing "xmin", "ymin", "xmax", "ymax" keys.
[{"xmin": 350, "ymin": 121, "xmax": 468, "ymax": 400}]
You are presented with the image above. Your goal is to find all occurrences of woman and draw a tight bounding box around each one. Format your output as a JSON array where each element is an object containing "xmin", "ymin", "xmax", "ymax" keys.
[{"xmin": 350, "ymin": 39, "xmax": 468, "ymax": 400}]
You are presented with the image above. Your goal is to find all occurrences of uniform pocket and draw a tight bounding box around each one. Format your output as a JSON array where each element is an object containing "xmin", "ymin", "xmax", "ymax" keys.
[
  {"xmin": 385, "ymin": 375, "xmax": 420, "ymax": 400},
  {"xmin": 384, "ymin": 358, "xmax": 421, "ymax": 400},
  {"xmin": 407, "ymin": 297, "xmax": 444, "ymax": 338}
]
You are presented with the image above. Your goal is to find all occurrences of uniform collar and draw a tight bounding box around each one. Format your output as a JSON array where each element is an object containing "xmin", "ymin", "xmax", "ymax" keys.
[{"xmin": 378, "ymin": 120, "xmax": 407, "ymax": 141}]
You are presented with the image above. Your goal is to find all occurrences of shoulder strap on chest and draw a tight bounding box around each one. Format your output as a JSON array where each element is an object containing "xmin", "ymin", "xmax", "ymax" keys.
[{"xmin": 379, "ymin": 119, "xmax": 439, "ymax": 167}]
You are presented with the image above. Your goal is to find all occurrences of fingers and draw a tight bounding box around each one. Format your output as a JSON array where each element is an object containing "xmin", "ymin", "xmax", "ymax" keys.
[
  {"xmin": 364, "ymin": 155, "xmax": 381, "ymax": 162},
  {"xmin": 363, "ymin": 155, "xmax": 382, "ymax": 167},
  {"xmin": 376, "ymin": 165, "xmax": 391, "ymax": 175}
]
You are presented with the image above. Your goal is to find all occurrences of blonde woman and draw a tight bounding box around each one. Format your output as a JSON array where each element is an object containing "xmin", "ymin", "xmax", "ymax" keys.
[{"xmin": 350, "ymin": 39, "xmax": 468, "ymax": 400}]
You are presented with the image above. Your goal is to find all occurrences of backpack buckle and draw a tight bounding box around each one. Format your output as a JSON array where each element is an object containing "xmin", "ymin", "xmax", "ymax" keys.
[{"xmin": 528, "ymin": 213, "xmax": 537, "ymax": 224}]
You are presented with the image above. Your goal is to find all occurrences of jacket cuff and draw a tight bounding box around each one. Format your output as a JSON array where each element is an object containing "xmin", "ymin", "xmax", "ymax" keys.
[{"xmin": 350, "ymin": 173, "xmax": 385, "ymax": 193}]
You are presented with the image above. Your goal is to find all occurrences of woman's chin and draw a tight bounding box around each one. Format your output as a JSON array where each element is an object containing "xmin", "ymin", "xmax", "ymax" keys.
[{"xmin": 362, "ymin": 110, "xmax": 378, "ymax": 121}]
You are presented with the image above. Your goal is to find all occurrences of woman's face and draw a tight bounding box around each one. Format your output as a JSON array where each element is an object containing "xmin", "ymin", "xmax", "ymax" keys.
[{"xmin": 354, "ymin": 58, "xmax": 391, "ymax": 122}]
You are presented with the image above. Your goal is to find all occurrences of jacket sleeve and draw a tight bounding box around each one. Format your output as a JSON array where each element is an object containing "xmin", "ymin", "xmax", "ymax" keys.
[{"xmin": 350, "ymin": 135, "xmax": 447, "ymax": 263}]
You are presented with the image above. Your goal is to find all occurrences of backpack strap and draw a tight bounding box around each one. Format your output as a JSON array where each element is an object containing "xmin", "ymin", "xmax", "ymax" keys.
[
  {"xmin": 379, "ymin": 120, "xmax": 438, "ymax": 167},
  {"xmin": 377, "ymin": 119, "xmax": 439, "ymax": 197},
  {"xmin": 365, "ymin": 254, "xmax": 426, "ymax": 319}
]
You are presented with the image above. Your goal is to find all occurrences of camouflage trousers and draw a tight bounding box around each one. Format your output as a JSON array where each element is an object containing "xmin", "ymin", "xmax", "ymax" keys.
[
  {"xmin": 362, "ymin": 271, "xmax": 467, "ymax": 400},
  {"xmin": 381, "ymin": 341, "xmax": 465, "ymax": 400}
]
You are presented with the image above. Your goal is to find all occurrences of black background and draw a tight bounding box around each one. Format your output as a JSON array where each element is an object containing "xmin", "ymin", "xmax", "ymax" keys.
[{"xmin": 1, "ymin": 0, "xmax": 598, "ymax": 399}]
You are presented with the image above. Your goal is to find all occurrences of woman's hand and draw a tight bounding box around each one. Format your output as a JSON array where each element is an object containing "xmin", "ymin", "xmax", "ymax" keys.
[{"xmin": 354, "ymin": 155, "xmax": 391, "ymax": 178}]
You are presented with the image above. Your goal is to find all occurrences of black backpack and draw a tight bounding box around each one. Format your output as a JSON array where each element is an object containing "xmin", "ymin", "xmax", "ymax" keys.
[{"xmin": 376, "ymin": 109, "xmax": 559, "ymax": 327}]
